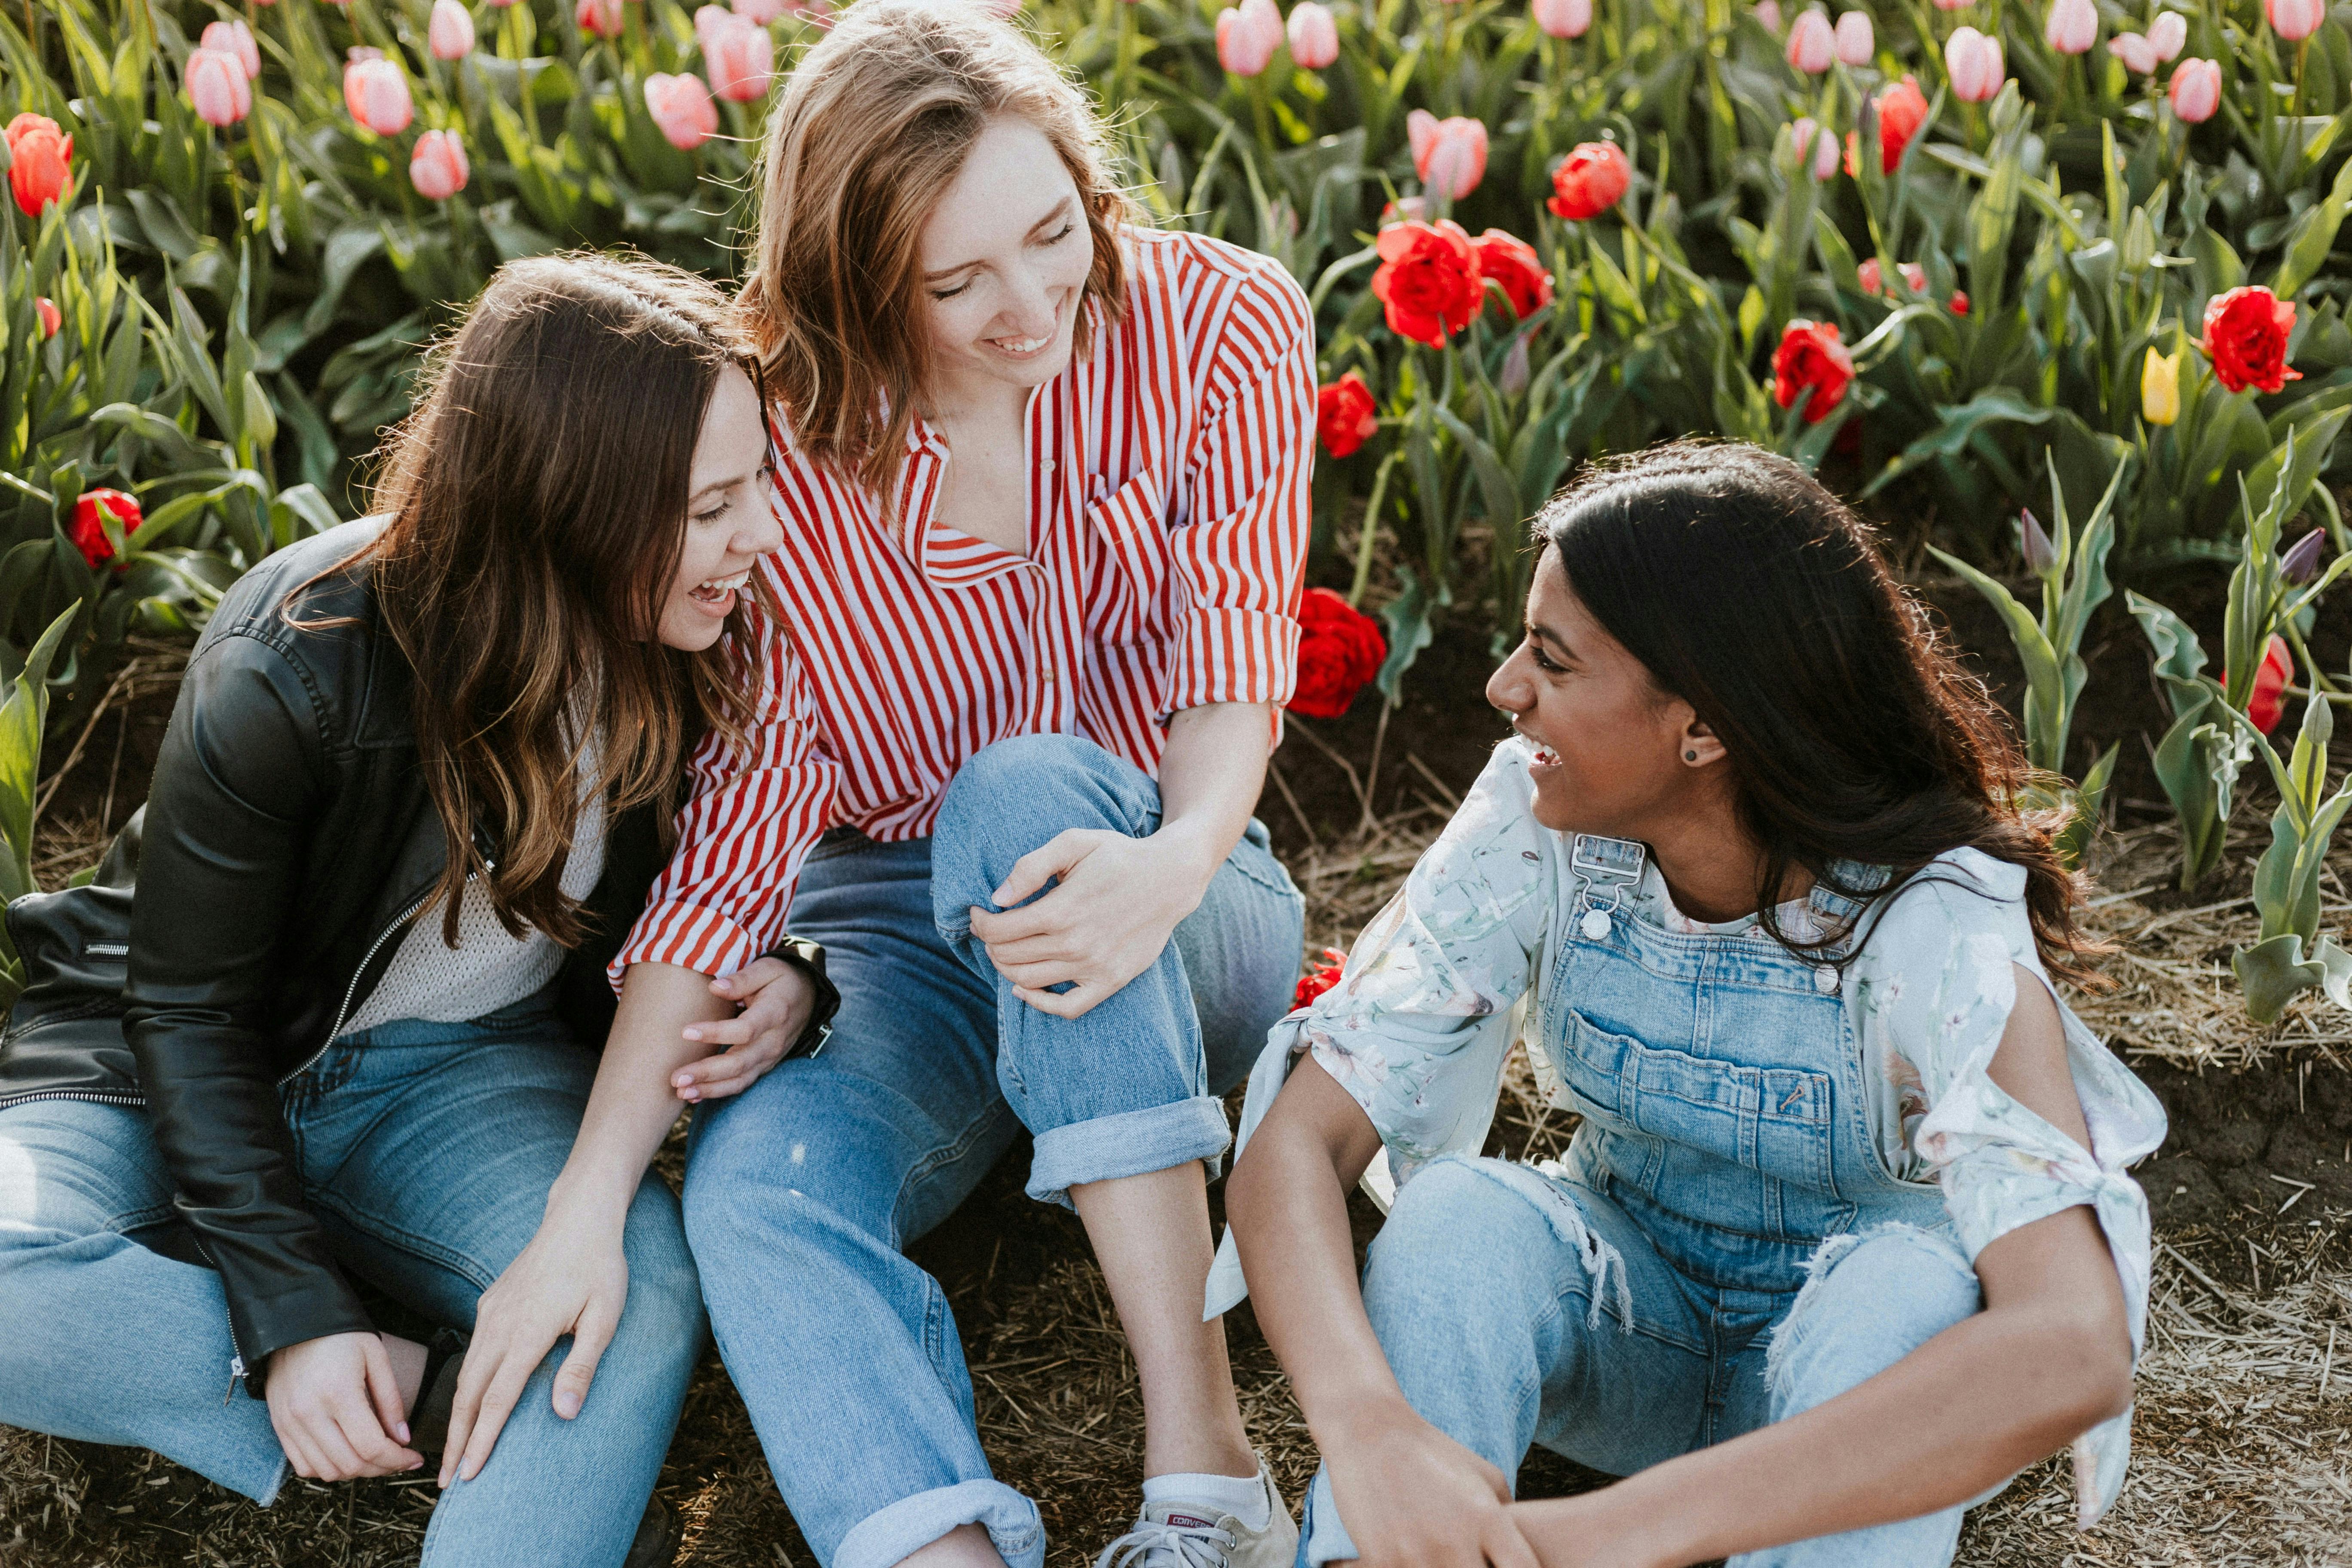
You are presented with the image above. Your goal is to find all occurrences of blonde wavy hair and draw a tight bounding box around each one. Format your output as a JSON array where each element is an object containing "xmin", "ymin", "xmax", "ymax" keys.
[{"xmin": 737, "ymin": 0, "xmax": 1134, "ymax": 505}]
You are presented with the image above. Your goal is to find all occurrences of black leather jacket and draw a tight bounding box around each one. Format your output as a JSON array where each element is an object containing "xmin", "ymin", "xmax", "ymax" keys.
[{"xmin": 0, "ymin": 521, "xmax": 833, "ymax": 1393}]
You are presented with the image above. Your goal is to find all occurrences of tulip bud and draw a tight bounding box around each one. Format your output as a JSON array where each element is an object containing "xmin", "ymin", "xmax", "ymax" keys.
[
  {"xmin": 577, "ymin": 0, "xmax": 625, "ymax": 37},
  {"xmin": 1945, "ymin": 26, "xmax": 2006, "ymax": 101},
  {"xmin": 1289, "ymin": 2, "xmax": 1341, "ymax": 66},
  {"xmin": 733, "ymin": 0, "xmax": 793, "ymax": 18},
  {"xmin": 1498, "ymin": 334, "xmax": 1532, "ymax": 397},
  {"xmin": 2269, "ymin": 0, "xmax": 2324, "ymax": 41},
  {"xmin": 410, "ymin": 129, "xmax": 469, "ymax": 199},
  {"xmin": 2148, "ymin": 9, "xmax": 2187, "ymax": 58},
  {"xmin": 429, "ymin": 0, "xmax": 477, "ymax": 59},
  {"xmin": 1216, "ymin": 0, "xmax": 1284, "ymax": 75},
  {"xmin": 1409, "ymin": 110, "xmax": 1490, "ymax": 202},
  {"xmin": 2141, "ymin": 346, "xmax": 2181, "ymax": 424},
  {"xmin": 200, "ymin": 19, "xmax": 261, "ymax": 79},
  {"xmin": 644, "ymin": 72, "xmax": 720, "ymax": 149},
  {"xmin": 1834, "ymin": 10, "xmax": 1874, "ymax": 64},
  {"xmin": 1787, "ymin": 116, "xmax": 1841, "ymax": 179},
  {"xmin": 344, "ymin": 57, "xmax": 415, "ymax": 136},
  {"xmin": 186, "ymin": 48, "xmax": 254, "ymax": 127},
  {"xmin": 704, "ymin": 10, "xmax": 775, "ymax": 100},
  {"xmin": 1534, "ymin": 0, "xmax": 1594, "ymax": 38},
  {"xmin": 1931, "ymin": 0, "xmax": 1969, "ymax": 10},
  {"xmin": 2110, "ymin": 30, "xmax": 2158, "ymax": 72},
  {"xmin": 2168, "ymin": 56, "xmax": 2221, "ymax": 121},
  {"xmin": 2019, "ymin": 508, "xmax": 2058, "ymax": 576},
  {"xmin": 2046, "ymin": 0, "xmax": 2097, "ymax": 53},
  {"xmin": 1786, "ymin": 8, "xmax": 1834, "ymax": 70},
  {"xmin": 2282, "ymin": 528, "xmax": 2327, "ymax": 585},
  {"xmin": 1755, "ymin": 0, "xmax": 1782, "ymax": 28},
  {"xmin": 34, "ymin": 296, "xmax": 59, "ymax": 340}
]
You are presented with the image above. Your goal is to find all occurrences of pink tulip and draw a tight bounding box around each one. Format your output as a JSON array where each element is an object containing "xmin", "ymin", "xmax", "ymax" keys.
[
  {"xmin": 1755, "ymin": 0, "xmax": 1782, "ymax": 27},
  {"xmin": 429, "ymin": 0, "xmax": 476, "ymax": 58},
  {"xmin": 1408, "ymin": 109, "xmax": 1489, "ymax": 202},
  {"xmin": 643, "ymin": 71, "xmax": 719, "ymax": 149},
  {"xmin": 185, "ymin": 48, "xmax": 252, "ymax": 127},
  {"xmin": 344, "ymin": 56, "xmax": 415, "ymax": 135},
  {"xmin": 2168, "ymin": 55, "xmax": 2221, "ymax": 119},
  {"xmin": 1788, "ymin": 114, "xmax": 1841, "ymax": 178},
  {"xmin": 1945, "ymin": 25, "xmax": 2006, "ymax": 98},
  {"xmin": 1534, "ymin": 0, "xmax": 1594, "ymax": 37},
  {"xmin": 2269, "ymin": 0, "xmax": 2324, "ymax": 40},
  {"xmin": 706, "ymin": 13, "xmax": 774, "ymax": 100},
  {"xmin": 2045, "ymin": 0, "xmax": 2097, "ymax": 54},
  {"xmin": 577, "ymin": 0, "xmax": 625, "ymax": 37},
  {"xmin": 410, "ymin": 129, "xmax": 469, "ymax": 199},
  {"xmin": 1786, "ymin": 9, "xmax": 1834, "ymax": 71},
  {"xmin": 486, "ymin": 0, "xmax": 519, "ymax": 8},
  {"xmin": 1931, "ymin": 0, "xmax": 1969, "ymax": 10},
  {"xmin": 2110, "ymin": 30, "xmax": 2158, "ymax": 71},
  {"xmin": 200, "ymin": 19, "xmax": 260, "ymax": 80},
  {"xmin": 2148, "ymin": 10, "xmax": 2186, "ymax": 57},
  {"xmin": 732, "ymin": 0, "xmax": 793, "ymax": 17},
  {"xmin": 1287, "ymin": 2, "xmax": 1340, "ymax": 65},
  {"xmin": 1834, "ymin": 10, "xmax": 1874, "ymax": 63},
  {"xmin": 1216, "ymin": 0, "xmax": 1284, "ymax": 75}
]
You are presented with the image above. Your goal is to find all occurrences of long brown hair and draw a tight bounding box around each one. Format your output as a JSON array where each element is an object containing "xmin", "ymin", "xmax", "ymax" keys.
[
  {"xmin": 736, "ymin": 0, "xmax": 1133, "ymax": 508},
  {"xmin": 1539, "ymin": 440, "xmax": 2107, "ymax": 984},
  {"xmin": 337, "ymin": 251, "xmax": 762, "ymax": 947}
]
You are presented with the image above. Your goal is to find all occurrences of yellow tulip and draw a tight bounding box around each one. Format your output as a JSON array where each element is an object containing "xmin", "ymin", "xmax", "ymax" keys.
[{"xmin": 2142, "ymin": 346, "xmax": 2181, "ymax": 426}]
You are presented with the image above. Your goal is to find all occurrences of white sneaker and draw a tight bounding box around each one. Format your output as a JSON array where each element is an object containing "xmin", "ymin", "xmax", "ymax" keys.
[{"xmin": 1093, "ymin": 1463, "xmax": 1298, "ymax": 1568}]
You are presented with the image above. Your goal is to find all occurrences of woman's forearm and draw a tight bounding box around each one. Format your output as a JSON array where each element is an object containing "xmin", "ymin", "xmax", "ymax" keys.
[
  {"xmin": 544, "ymin": 961, "xmax": 733, "ymax": 1229},
  {"xmin": 1152, "ymin": 701, "xmax": 1271, "ymax": 894},
  {"xmin": 1516, "ymin": 1208, "xmax": 2134, "ymax": 1568}
]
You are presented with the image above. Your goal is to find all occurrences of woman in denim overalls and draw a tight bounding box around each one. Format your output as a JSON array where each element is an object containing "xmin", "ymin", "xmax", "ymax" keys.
[{"xmin": 1217, "ymin": 442, "xmax": 2165, "ymax": 1567}]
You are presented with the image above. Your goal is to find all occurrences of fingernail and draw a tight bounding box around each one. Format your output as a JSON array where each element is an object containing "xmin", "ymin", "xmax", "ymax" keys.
[
  {"xmin": 557, "ymin": 1396, "xmax": 579, "ymax": 1419},
  {"xmin": 683, "ymin": 1029, "xmax": 703, "ymax": 1043},
  {"xmin": 674, "ymin": 1072, "xmax": 692, "ymax": 1086},
  {"xmin": 684, "ymin": 1090, "xmax": 701, "ymax": 1102},
  {"xmin": 397, "ymin": 1422, "xmax": 410, "ymax": 1443}
]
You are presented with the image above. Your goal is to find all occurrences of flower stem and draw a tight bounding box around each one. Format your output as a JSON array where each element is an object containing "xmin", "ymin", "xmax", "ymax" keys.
[{"xmin": 1350, "ymin": 450, "xmax": 1399, "ymax": 609}]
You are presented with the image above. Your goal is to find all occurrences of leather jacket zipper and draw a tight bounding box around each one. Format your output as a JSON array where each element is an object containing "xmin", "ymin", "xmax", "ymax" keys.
[{"xmin": 275, "ymin": 860, "xmax": 491, "ymax": 1089}]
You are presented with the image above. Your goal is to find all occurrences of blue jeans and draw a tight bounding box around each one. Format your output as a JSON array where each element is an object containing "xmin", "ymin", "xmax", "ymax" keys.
[
  {"xmin": 683, "ymin": 734, "xmax": 1305, "ymax": 1568},
  {"xmin": 0, "ymin": 992, "xmax": 706, "ymax": 1568}
]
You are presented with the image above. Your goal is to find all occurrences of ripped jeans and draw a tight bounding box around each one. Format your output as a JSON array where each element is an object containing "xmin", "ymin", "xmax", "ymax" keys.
[{"xmin": 1298, "ymin": 1155, "xmax": 1986, "ymax": 1567}]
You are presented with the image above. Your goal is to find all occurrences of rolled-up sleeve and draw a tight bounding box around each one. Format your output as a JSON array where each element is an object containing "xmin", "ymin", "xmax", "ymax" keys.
[
  {"xmin": 611, "ymin": 599, "xmax": 840, "ymax": 984},
  {"xmin": 1167, "ymin": 261, "xmax": 1316, "ymax": 714}
]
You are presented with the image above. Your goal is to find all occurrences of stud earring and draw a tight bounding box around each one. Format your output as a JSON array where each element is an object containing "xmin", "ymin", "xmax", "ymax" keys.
[{"xmin": 1684, "ymin": 750, "xmax": 1698, "ymax": 761}]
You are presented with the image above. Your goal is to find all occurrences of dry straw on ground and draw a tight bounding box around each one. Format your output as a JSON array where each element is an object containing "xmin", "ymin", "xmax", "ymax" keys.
[{"xmin": 6, "ymin": 784, "xmax": 2352, "ymax": 1565}]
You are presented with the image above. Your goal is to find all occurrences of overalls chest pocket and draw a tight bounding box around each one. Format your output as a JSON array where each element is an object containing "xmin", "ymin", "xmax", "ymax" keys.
[
  {"xmin": 1083, "ymin": 469, "xmax": 1173, "ymax": 647},
  {"xmin": 1553, "ymin": 1002, "xmax": 1841, "ymax": 1203}
]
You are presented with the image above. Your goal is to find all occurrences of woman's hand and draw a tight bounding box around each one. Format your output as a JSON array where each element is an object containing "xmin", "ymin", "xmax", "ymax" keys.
[
  {"xmin": 1323, "ymin": 1400, "xmax": 1540, "ymax": 1568},
  {"xmin": 437, "ymin": 1214, "xmax": 627, "ymax": 1487},
  {"xmin": 669, "ymin": 957, "xmax": 816, "ymax": 1102},
  {"xmin": 267, "ymin": 1331, "xmax": 424, "ymax": 1482},
  {"xmin": 967, "ymin": 828, "xmax": 1212, "ymax": 1019}
]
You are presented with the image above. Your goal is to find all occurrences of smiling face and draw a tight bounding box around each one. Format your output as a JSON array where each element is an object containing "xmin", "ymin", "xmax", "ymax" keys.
[
  {"xmin": 656, "ymin": 363, "xmax": 783, "ymax": 652},
  {"xmin": 915, "ymin": 115, "xmax": 1095, "ymax": 410},
  {"xmin": 1485, "ymin": 548, "xmax": 1724, "ymax": 838}
]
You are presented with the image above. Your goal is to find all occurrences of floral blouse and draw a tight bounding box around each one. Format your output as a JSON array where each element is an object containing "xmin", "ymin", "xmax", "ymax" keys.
[{"xmin": 1210, "ymin": 739, "xmax": 2168, "ymax": 1527}]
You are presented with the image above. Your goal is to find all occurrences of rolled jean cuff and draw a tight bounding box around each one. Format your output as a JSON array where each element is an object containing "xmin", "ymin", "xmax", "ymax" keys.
[
  {"xmin": 1025, "ymin": 1095, "xmax": 1233, "ymax": 1210},
  {"xmin": 1302, "ymin": 1469, "xmax": 1360, "ymax": 1565},
  {"xmin": 833, "ymin": 1479, "xmax": 1044, "ymax": 1568}
]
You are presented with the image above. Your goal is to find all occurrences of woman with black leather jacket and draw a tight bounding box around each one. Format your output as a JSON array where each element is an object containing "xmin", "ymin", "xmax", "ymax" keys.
[{"xmin": 0, "ymin": 253, "xmax": 832, "ymax": 1568}]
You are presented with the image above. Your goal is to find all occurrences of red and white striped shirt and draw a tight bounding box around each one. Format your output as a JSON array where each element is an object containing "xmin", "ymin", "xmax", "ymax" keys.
[{"xmin": 614, "ymin": 227, "xmax": 1316, "ymax": 980}]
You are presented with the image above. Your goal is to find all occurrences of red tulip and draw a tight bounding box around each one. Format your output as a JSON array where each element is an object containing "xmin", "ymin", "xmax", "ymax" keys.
[
  {"xmin": 1293, "ymin": 947, "xmax": 1348, "ymax": 1010},
  {"xmin": 644, "ymin": 72, "xmax": 720, "ymax": 150},
  {"xmin": 1772, "ymin": 319, "xmax": 1855, "ymax": 423},
  {"xmin": 1408, "ymin": 111, "xmax": 1488, "ymax": 203},
  {"xmin": 1370, "ymin": 219, "xmax": 1484, "ymax": 347},
  {"xmin": 410, "ymin": 129, "xmax": 469, "ymax": 199},
  {"xmin": 2238, "ymin": 635, "xmax": 2294, "ymax": 734},
  {"xmin": 2168, "ymin": 57, "xmax": 2222, "ymax": 122},
  {"xmin": 2201, "ymin": 285, "xmax": 2301, "ymax": 394},
  {"xmin": 1290, "ymin": 588, "xmax": 1387, "ymax": 718},
  {"xmin": 185, "ymin": 49, "xmax": 253, "ymax": 128},
  {"xmin": 1845, "ymin": 75, "xmax": 1928, "ymax": 175},
  {"xmin": 1547, "ymin": 140, "xmax": 1631, "ymax": 220},
  {"xmin": 1287, "ymin": 2, "xmax": 1340, "ymax": 67},
  {"xmin": 1471, "ymin": 229, "xmax": 1553, "ymax": 319},
  {"xmin": 344, "ymin": 55, "xmax": 415, "ymax": 136},
  {"xmin": 70, "ymin": 489, "xmax": 142, "ymax": 571},
  {"xmin": 5, "ymin": 113, "xmax": 74, "ymax": 218},
  {"xmin": 34, "ymin": 296, "xmax": 60, "ymax": 340},
  {"xmin": 1317, "ymin": 372, "xmax": 1379, "ymax": 459},
  {"xmin": 200, "ymin": 19, "xmax": 261, "ymax": 79},
  {"xmin": 429, "ymin": 0, "xmax": 477, "ymax": 59}
]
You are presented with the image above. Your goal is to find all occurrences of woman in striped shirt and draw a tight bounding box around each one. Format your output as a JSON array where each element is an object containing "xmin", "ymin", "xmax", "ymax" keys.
[{"xmin": 633, "ymin": 5, "xmax": 1315, "ymax": 1567}]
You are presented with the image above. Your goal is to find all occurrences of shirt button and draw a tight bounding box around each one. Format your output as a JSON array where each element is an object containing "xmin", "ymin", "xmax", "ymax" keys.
[
  {"xmin": 1040, "ymin": 665, "xmax": 1056, "ymax": 683},
  {"xmin": 1813, "ymin": 965, "xmax": 1840, "ymax": 994}
]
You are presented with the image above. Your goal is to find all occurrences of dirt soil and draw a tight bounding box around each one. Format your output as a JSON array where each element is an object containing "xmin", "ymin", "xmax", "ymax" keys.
[{"xmin": 4, "ymin": 558, "xmax": 2351, "ymax": 1565}]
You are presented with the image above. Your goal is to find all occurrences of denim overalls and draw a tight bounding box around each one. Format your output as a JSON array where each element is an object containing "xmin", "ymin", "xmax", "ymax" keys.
[{"xmin": 1300, "ymin": 838, "xmax": 1991, "ymax": 1568}]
